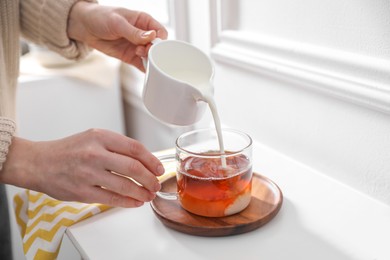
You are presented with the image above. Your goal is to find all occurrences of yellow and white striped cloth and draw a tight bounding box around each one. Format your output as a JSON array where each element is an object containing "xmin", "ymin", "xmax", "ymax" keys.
[{"xmin": 13, "ymin": 190, "xmax": 111, "ymax": 260}]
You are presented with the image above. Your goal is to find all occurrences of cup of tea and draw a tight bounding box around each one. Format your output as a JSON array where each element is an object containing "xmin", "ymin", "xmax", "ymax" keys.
[
  {"xmin": 157, "ymin": 128, "xmax": 253, "ymax": 217},
  {"xmin": 142, "ymin": 39, "xmax": 214, "ymax": 126}
]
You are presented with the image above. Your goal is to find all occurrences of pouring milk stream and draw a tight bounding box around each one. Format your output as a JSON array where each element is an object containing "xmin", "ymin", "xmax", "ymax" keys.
[{"xmin": 142, "ymin": 39, "xmax": 227, "ymax": 167}]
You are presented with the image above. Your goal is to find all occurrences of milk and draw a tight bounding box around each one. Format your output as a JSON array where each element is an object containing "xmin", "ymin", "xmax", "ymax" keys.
[
  {"xmin": 164, "ymin": 71, "xmax": 226, "ymax": 167},
  {"xmin": 184, "ymin": 80, "xmax": 226, "ymax": 168},
  {"xmin": 199, "ymin": 86, "xmax": 227, "ymax": 168}
]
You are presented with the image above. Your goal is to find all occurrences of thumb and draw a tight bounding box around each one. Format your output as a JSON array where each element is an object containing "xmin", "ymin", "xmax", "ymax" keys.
[{"xmin": 126, "ymin": 26, "xmax": 157, "ymax": 45}]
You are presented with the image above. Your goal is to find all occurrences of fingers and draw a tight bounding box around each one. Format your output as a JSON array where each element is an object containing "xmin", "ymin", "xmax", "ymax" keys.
[
  {"xmin": 135, "ymin": 44, "xmax": 154, "ymax": 58},
  {"xmin": 84, "ymin": 153, "xmax": 160, "ymax": 207},
  {"xmin": 43, "ymin": 128, "xmax": 166, "ymax": 208},
  {"xmin": 84, "ymin": 129, "xmax": 164, "ymax": 195},
  {"xmin": 131, "ymin": 53, "xmax": 146, "ymax": 72},
  {"xmin": 100, "ymin": 130, "xmax": 164, "ymax": 177},
  {"xmin": 71, "ymin": 129, "xmax": 164, "ymax": 208},
  {"xmin": 102, "ymin": 151, "xmax": 161, "ymax": 194},
  {"xmin": 156, "ymin": 27, "xmax": 168, "ymax": 40},
  {"xmin": 81, "ymin": 163, "xmax": 159, "ymax": 208},
  {"xmin": 112, "ymin": 10, "xmax": 168, "ymax": 45},
  {"xmin": 85, "ymin": 185, "xmax": 147, "ymax": 208},
  {"xmin": 96, "ymin": 170, "xmax": 157, "ymax": 202},
  {"xmin": 111, "ymin": 13, "xmax": 158, "ymax": 45},
  {"xmin": 131, "ymin": 11, "xmax": 168, "ymax": 41}
]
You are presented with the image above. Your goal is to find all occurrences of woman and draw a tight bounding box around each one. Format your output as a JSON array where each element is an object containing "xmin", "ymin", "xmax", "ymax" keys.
[{"xmin": 0, "ymin": 1, "xmax": 168, "ymax": 258}]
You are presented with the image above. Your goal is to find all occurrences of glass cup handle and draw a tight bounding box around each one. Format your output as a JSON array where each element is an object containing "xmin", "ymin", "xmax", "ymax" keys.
[{"xmin": 156, "ymin": 154, "xmax": 178, "ymax": 200}]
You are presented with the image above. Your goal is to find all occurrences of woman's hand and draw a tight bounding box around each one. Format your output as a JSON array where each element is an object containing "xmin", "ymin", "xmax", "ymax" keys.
[
  {"xmin": 0, "ymin": 129, "xmax": 164, "ymax": 207},
  {"xmin": 67, "ymin": 2, "xmax": 168, "ymax": 71}
]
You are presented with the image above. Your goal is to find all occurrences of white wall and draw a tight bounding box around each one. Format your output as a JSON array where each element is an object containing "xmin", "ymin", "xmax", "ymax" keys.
[
  {"xmin": 185, "ymin": 0, "xmax": 390, "ymax": 205},
  {"xmin": 118, "ymin": 0, "xmax": 390, "ymax": 205}
]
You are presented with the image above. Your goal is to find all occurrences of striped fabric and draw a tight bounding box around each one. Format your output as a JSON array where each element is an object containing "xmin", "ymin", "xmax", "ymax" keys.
[{"xmin": 14, "ymin": 190, "xmax": 111, "ymax": 260}]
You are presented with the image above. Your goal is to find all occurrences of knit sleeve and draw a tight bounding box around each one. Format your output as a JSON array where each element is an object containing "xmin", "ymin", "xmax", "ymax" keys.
[
  {"xmin": 0, "ymin": 118, "xmax": 16, "ymax": 171},
  {"xmin": 20, "ymin": 0, "xmax": 97, "ymax": 60}
]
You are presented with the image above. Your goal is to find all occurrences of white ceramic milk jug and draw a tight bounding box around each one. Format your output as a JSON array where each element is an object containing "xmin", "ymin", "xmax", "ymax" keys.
[{"xmin": 142, "ymin": 39, "xmax": 214, "ymax": 126}]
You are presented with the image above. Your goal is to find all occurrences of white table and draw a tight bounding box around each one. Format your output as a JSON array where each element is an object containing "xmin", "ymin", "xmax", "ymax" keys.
[{"xmin": 66, "ymin": 141, "xmax": 390, "ymax": 260}]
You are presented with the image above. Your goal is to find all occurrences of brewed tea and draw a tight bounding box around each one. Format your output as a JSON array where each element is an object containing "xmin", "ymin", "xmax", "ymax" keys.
[{"xmin": 177, "ymin": 152, "xmax": 252, "ymax": 217}]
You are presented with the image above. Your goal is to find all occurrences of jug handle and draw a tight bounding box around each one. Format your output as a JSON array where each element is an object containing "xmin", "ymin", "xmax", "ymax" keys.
[{"xmin": 142, "ymin": 38, "xmax": 163, "ymax": 70}]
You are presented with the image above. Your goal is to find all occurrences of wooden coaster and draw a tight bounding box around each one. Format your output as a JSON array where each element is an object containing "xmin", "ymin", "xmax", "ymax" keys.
[{"xmin": 150, "ymin": 173, "xmax": 283, "ymax": 237}]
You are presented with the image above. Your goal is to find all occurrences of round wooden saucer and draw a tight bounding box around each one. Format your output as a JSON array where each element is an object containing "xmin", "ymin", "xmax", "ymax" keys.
[{"xmin": 150, "ymin": 173, "xmax": 283, "ymax": 237}]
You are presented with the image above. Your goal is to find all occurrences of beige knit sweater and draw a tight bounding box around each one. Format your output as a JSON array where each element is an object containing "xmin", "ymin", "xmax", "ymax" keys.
[{"xmin": 0, "ymin": 0, "xmax": 94, "ymax": 170}]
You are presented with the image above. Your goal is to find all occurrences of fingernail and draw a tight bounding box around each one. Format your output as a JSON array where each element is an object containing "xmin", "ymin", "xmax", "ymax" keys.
[
  {"xmin": 141, "ymin": 30, "xmax": 154, "ymax": 38},
  {"xmin": 157, "ymin": 165, "xmax": 165, "ymax": 176}
]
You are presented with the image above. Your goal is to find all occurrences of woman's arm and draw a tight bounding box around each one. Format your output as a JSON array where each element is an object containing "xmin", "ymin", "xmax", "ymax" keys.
[
  {"xmin": 20, "ymin": 0, "xmax": 97, "ymax": 60},
  {"xmin": 0, "ymin": 129, "xmax": 164, "ymax": 207}
]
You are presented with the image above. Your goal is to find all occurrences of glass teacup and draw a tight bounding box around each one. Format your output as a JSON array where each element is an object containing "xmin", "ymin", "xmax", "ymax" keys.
[{"xmin": 157, "ymin": 128, "xmax": 253, "ymax": 217}]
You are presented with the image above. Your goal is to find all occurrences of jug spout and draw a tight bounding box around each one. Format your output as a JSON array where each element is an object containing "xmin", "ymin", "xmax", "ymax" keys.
[{"xmin": 191, "ymin": 82, "xmax": 214, "ymax": 102}]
